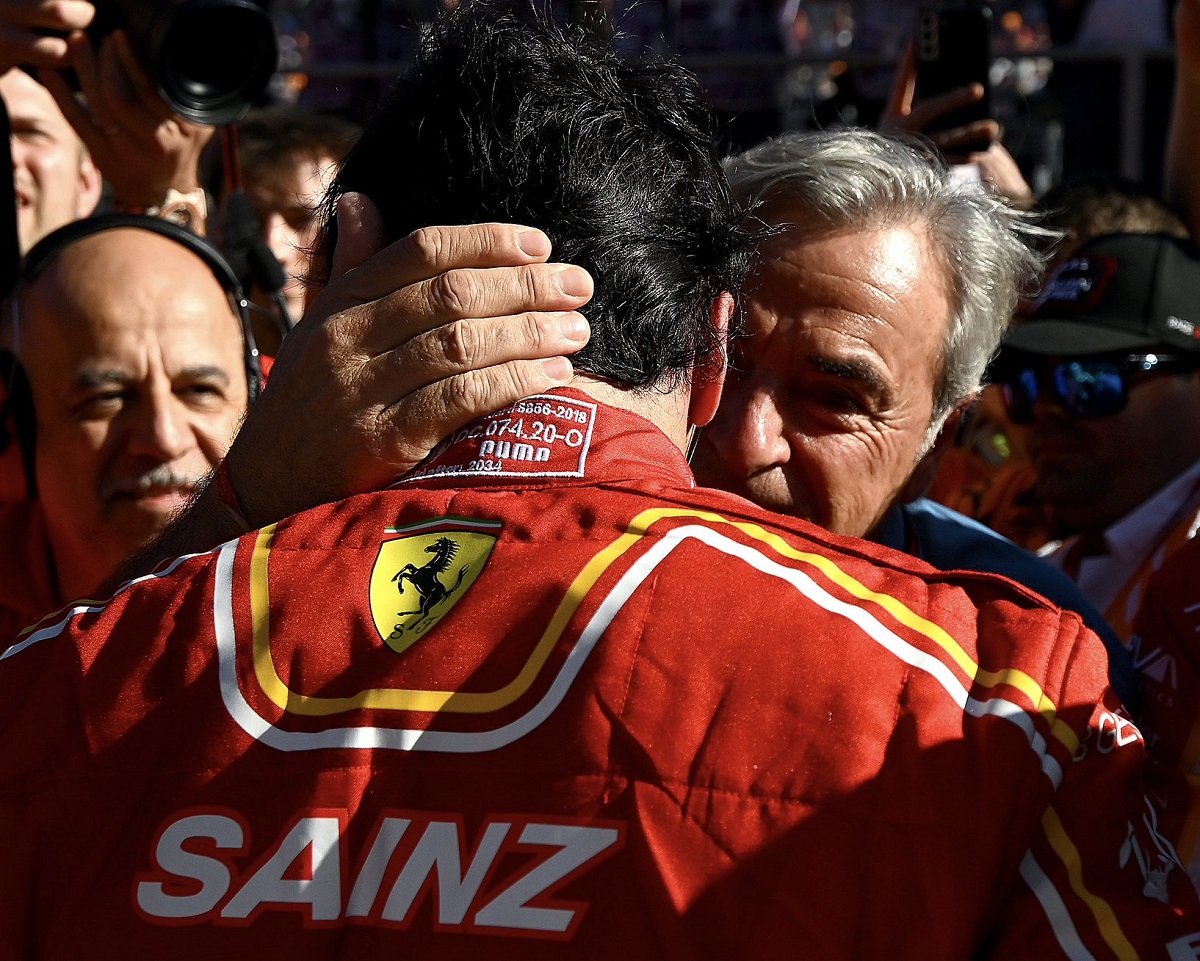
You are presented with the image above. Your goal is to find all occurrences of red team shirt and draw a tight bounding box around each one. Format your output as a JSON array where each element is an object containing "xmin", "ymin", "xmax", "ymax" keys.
[{"xmin": 0, "ymin": 390, "xmax": 1197, "ymax": 959}]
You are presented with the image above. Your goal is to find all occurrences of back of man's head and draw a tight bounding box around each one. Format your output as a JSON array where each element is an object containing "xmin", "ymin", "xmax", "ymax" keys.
[{"xmin": 323, "ymin": 0, "xmax": 751, "ymax": 390}]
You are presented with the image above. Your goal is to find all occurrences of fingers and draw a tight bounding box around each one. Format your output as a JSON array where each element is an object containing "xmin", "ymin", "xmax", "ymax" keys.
[
  {"xmin": 309, "ymin": 215, "xmax": 593, "ymax": 358},
  {"xmin": 882, "ymin": 42, "xmax": 917, "ymax": 123},
  {"xmin": 367, "ymin": 309, "xmax": 590, "ymax": 395},
  {"xmin": 9, "ymin": 0, "xmax": 93, "ymax": 31},
  {"xmin": 108, "ymin": 30, "xmax": 171, "ymax": 123},
  {"xmin": 379, "ymin": 357, "xmax": 580, "ymax": 471},
  {"xmin": 93, "ymin": 32, "xmax": 163, "ymax": 140},
  {"xmin": 0, "ymin": 26, "xmax": 65, "ymax": 66},
  {"xmin": 43, "ymin": 31, "xmax": 109, "ymax": 147},
  {"xmin": 0, "ymin": 0, "xmax": 93, "ymax": 68},
  {"xmin": 38, "ymin": 58, "xmax": 93, "ymax": 131},
  {"xmin": 353, "ymin": 262, "xmax": 593, "ymax": 355},
  {"xmin": 901, "ymin": 83, "xmax": 986, "ymax": 133},
  {"xmin": 335, "ymin": 221, "xmax": 560, "ymax": 302},
  {"xmin": 963, "ymin": 142, "xmax": 1034, "ymax": 206},
  {"xmin": 364, "ymin": 309, "xmax": 590, "ymax": 470},
  {"xmin": 931, "ymin": 119, "xmax": 1000, "ymax": 157},
  {"xmin": 328, "ymin": 192, "xmax": 386, "ymax": 281}
]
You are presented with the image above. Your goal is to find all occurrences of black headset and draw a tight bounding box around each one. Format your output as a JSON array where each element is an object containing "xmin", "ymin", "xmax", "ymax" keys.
[{"xmin": 0, "ymin": 213, "xmax": 264, "ymax": 501}]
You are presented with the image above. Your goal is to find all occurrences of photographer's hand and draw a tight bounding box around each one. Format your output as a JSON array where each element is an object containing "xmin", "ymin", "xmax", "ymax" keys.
[
  {"xmin": 40, "ymin": 29, "xmax": 212, "ymax": 224},
  {"xmin": 111, "ymin": 195, "xmax": 593, "ymax": 585},
  {"xmin": 0, "ymin": 0, "xmax": 93, "ymax": 72}
]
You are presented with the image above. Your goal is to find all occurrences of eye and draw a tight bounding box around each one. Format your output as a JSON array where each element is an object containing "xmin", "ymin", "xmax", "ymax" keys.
[
  {"xmin": 285, "ymin": 211, "xmax": 315, "ymax": 232},
  {"xmin": 802, "ymin": 384, "xmax": 869, "ymax": 417},
  {"xmin": 181, "ymin": 384, "xmax": 219, "ymax": 397},
  {"xmin": 178, "ymin": 382, "xmax": 228, "ymax": 407},
  {"xmin": 12, "ymin": 125, "xmax": 55, "ymax": 146},
  {"xmin": 73, "ymin": 391, "xmax": 127, "ymax": 420}
]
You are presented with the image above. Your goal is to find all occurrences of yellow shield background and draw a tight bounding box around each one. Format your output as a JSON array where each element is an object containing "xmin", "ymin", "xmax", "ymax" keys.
[{"xmin": 369, "ymin": 529, "xmax": 496, "ymax": 654}]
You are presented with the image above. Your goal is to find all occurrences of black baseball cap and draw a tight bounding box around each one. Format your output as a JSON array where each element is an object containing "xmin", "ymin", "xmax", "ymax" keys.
[{"xmin": 1003, "ymin": 232, "xmax": 1200, "ymax": 356}]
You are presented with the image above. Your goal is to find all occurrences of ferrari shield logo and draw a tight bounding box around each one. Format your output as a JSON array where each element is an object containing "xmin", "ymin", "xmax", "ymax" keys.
[{"xmin": 369, "ymin": 516, "xmax": 500, "ymax": 654}]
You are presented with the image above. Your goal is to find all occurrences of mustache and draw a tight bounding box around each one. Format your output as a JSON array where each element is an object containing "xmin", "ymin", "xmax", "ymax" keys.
[{"xmin": 100, "ymin": 464, "xmax": 204, "ymax": 502}]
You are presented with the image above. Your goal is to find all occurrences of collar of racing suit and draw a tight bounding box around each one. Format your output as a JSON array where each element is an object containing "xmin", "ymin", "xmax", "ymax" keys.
[{"xmin": 395, "ymin": 387, "xmax": 697, "ymax": 492}]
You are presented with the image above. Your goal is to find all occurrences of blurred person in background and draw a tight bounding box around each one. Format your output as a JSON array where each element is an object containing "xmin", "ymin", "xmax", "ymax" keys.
[
  {"xmin": 213, "ymin": 106, "xmax": 360, "ymax": 352},
  {"xmin": 0, "ymin": 67, "xmax": 100, "ymax": 252},
  {"xmin": 995, "ymin": 231, "xmax": 1200, "ymax": 641},
  {"xmin": 928, "ymin": 175, "xmax": 1191, "ymax": 551},
  {"xmin": 0, "ymin": 219, "xmax": 253, "ymax": 638}
]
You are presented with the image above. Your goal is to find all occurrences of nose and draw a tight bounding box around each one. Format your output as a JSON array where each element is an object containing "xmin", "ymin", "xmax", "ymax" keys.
[
  {"xmin": 125, "ymin": 393, "xmax": 194, "ymax": 462},
  {"xmin": 704, "ymin": 371, "xmax": 791, "ymax": 478}
]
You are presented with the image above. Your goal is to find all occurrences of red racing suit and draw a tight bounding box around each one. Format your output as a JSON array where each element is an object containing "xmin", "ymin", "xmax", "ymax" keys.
[{"xmin": 0, "ymin": 389, "xmax": 1197, "ymax": 960}]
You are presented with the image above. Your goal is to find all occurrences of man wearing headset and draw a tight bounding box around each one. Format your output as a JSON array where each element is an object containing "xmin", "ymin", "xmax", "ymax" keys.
[{"xmin": 0, "ymin": 218, "xmax": 254, "ymax": 637}]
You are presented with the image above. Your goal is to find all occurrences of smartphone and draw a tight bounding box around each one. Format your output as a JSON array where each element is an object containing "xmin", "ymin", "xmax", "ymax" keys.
[{"xmin": 915, "ymin": 5, "xmax": 993, "ymax": 148}]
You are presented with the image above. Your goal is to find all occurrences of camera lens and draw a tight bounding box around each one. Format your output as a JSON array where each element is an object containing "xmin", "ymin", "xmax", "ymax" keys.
[{"xmin": 154, "ymin": 0, "xmax": 277, "ymax": 126}]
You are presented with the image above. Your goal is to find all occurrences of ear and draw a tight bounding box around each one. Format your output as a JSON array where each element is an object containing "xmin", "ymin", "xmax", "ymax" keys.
[
  {"xmin": 688, "ymin": 291, "xmax": 732, "ymax": 428},
  {"xmin": 899, "ymin": 397, "xmax": 973, "ymax": 504},
  {"xmin": 75, "ymin": 153, "xmax": 103, "ymax": 219}
]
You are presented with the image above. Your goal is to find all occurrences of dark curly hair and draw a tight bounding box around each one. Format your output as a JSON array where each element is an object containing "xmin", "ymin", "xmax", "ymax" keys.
[{"xmin": 319, "ymin": 0, "xmax": 752, "ymax": 390}]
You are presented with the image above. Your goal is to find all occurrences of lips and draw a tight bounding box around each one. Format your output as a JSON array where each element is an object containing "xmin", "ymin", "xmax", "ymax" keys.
[{"xmin": 118, "ymin": 481, "xmax": 194, "ymax": 500}]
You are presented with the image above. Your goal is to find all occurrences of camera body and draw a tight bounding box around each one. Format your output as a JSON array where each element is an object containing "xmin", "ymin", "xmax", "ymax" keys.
[{"xmin": 89, "ymin": 0, "xmax": 278, "ymax": 126}]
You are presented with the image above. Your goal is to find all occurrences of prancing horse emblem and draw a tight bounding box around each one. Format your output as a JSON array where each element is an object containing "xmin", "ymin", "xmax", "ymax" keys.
[
  {"xmin": 392, "ymin": 537, "xmax": 469, "ymax": 632},
  {"xmin": 368, "ymin": 517, "xmax": 500, "ymax": 655}
]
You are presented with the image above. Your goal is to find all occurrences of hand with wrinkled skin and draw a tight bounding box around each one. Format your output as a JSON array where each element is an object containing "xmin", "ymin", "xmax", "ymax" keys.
[
  {"xmin": 39, "ymin": 29, "xmax": 212, "ymax": 211},
  {"xmin": 226, "ymin": 193, "xmax": 595, "ymax": 527},
  {"xmin": 113, "ymin": 194, "xmax": 594, "ymax": 584},
  {"xmin": 0, "ymin": 0, "xmax": 93, "ymax": 72}
]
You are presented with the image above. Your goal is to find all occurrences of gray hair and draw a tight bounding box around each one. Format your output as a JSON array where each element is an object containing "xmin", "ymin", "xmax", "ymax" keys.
[{"xmin": 725, "ymin": 127, "xmax": 1049, "ymax": 431}]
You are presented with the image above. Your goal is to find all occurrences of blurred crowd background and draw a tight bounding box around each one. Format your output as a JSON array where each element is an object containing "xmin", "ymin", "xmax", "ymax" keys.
[{"xmin": 270, "ymin": 0, "xmax": 1173, "ymax": 194}]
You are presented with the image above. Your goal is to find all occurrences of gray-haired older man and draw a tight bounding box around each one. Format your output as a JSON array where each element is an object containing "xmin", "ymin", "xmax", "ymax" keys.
[{"xmin": 691, "ymin": 128, "xmax": 1133, "ymax": 695}]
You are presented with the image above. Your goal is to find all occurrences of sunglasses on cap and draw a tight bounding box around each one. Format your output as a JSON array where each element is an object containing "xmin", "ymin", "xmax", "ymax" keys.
[{"xmin": 997, "ymin": 353, "xmax": 1200, "ymax": 425}]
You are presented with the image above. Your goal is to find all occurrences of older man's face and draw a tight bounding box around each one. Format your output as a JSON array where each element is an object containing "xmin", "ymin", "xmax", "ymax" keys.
[
  {"xmin": 692, "ymin": 215, "xmax": 952, "ymax": 538},
  {"xmin": 21, "ymin": 229, "xmax": 249, "ymax": 598}
]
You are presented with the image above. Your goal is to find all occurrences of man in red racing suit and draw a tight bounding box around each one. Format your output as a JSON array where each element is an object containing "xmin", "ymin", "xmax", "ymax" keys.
[{"xmin": 0, "ymin": 388, "xmax": 1197, "ymax": 960}]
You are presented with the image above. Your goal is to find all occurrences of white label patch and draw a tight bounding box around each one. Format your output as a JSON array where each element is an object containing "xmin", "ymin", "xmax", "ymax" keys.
[{"xmin": 402, "ymin": 395, "xmax": 597, "ymax": 482}]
